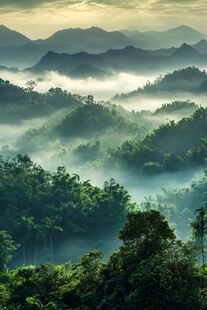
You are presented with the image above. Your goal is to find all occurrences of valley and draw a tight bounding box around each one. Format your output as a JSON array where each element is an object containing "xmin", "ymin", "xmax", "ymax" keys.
[{"xmin": 0, "ymin": 19, "xmax": 207, "ymax": 309}]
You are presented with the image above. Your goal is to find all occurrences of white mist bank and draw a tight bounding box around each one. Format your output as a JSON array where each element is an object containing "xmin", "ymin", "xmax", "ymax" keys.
[
  {"xmin": 1, "ymin": 69, "xmax": 206, "ymax": 113},
  {"xmin": 0, "ymin": 118, "xmax": 47, "ymax": 149},
  {"xmin": 0, "ymin": 69, "xmax": 156, "ymax": 100}
]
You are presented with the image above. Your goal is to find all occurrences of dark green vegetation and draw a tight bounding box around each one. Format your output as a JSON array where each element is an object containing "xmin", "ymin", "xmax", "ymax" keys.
[
  {"xmin": 108, "ymin": 106, "xmax": 207, "ymax": 173},
  {"xmin": 114, "ymin": 67, "xmax": 207, "ymax": 99},
  {"xmin": 154, "ymin": 100, "xmax": 197, "ymax": 116},
  {"xmin": 143, "ymin": 169, "xmax": 207, "ymax": 239},
  {"xmin": 1, "ymin": 23, "xmax": 207, "ymax": 309},
  {"xmin": 1, "ymin": 74, "xmax": 204, "ymax": 178},
  {"xmin": 0, "ymin": 155, "xmax": 132, "ymax": 267},
  {"xmin": 0, "ymin": 210, "xmax": 206, "ymax": 309},
  {"xmin": 0, "ymin": 78, "xmax": 83, "ymax": 122},
  {"xmin": 0, "ymin": 72, "xmax": 207, "ymax": 308}
]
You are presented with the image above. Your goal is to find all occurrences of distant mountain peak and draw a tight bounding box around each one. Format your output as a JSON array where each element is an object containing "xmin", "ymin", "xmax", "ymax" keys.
[
  {"xmin": 0, "ymin": 25, "xmax": 30, "ymax": 46},
  {"xmin": 88, "ymin": 26, "xmax": 105, "ymax": 31},
  {"xmin": 172, "ymin": 43, "xmax": 200, "ymax": 57},
  {"xmin": 0, "ymin": 25, "xmax": 9, "ymax": 30},
  {"xmin": 192, "ymin": 39, "xmax": 207, "ymax": 54},
  {"xmin": 123, "ymin": 45, "xmax": 138, "ymax": 51},
  {"xmin": 180, "ymin": 43, "xmax": 192, "ymax": 49},
  {"xmin": 195, "ymin": 39, "xmax": 207, "ymax": 45},
  {"xmin": 167, "ymin": 25, "xmax": 205, "ymax": 36},
  {"xmin": 176, "ymin": 25, "xmax": 194, "ymax": 30},
  {"xmin": 169, "ymin": 25, "xmax": 197, "ymax": 32}
]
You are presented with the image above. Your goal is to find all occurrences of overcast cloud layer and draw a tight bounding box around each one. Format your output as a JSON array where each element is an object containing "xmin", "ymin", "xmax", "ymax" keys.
[{"xmin": 0, "ymin": 0, "xmax": 206, "ymax": 39}]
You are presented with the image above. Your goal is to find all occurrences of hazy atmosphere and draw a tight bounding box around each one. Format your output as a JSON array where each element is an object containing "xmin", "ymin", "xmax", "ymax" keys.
[
  {"xmin": 0, "ymin": 1, "xmax": 207, "ymax": 309},
  {"xmin": 1, "ymin": 0, "xmax": 207, "ymax": 38}
]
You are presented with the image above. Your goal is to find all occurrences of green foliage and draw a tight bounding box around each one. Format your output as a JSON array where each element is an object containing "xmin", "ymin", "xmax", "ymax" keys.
[
  {"xmin": 73, "ymin": 141, "xmax": 102, "ymax": 162},
  {"xmin": 26, "ymin": 296, "xmax": 43, "ymax": 308},
  {"xmin": 1, "ymin": 211, "xmax": 207, "ymax": 309},
  {"xmin": 0, "ymin": 283, "xmax": 10, "ymax": 308},
  {"xmin": 191, "ymin": 207, "xmax": 207, "ymax": 263},
  {"xmin": 109, "ymin": 107, "xmax": 207, "ymax": 173},
  {"xmin": 0, "ymin": 78, "xmax": 82, "ymax": 122},
  {"xmin": 116, "ymin": 67, "xmax": 207, "ymax": 99},
  {"xmin": 119, "ymin": 210, "xmax": 176, "ymax": 265},
  {"xmin": 0, "ymin": 230, "xmax": 18, "ymax": 272},
  {"xmin": 142, "ymin": 169, "xmax": 207, "ymax": 240},
  {"xmin": 57, "ymin": 103, "xmax": 125, "ymax": 137},
  {"xmin": 98, "ymin": 211, "xmax": 207, "ymax": 310},
  {"xmin": 0, "ymin": 156, "xmax": 131, "ymax": 266},
  {"xmin": 127, "ymin": 254, "xmax": 205, "ymax": 310},
  {"xmin": 154, "ymin": 100, "xmax": 198, "ymax": 115}
]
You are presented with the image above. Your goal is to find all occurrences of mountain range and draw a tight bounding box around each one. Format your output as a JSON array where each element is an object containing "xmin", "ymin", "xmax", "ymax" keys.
[
  {"xmin": 27, "ymin": 43, "xmax": 207, "ymax": 78},
  {"xmin": 0, "ymin": 25, "xmax": 207, "ymax": 69},
  {"xmin": 122, "ymin": 25, "xmax": 207, "ymax": 49},
  {"xmin": 0, "ymin": 25, "xmax": 30, "ymax": 46}
]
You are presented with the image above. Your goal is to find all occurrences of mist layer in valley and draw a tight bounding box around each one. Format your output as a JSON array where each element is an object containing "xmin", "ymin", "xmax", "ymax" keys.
[
  {"xmin": 0, "ymin": 68, "xmax": 206, "ymax": 209},
  {"xmin": 1, "ymin": 25, "xmax": 207, "ymax": 264}
]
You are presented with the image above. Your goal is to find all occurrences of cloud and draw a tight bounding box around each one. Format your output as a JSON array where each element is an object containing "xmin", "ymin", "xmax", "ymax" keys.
[
  {"xmin": 1, "ymin": 0, "xmax": 207, "ymax": 39},
  {"xmin": 0, "ymin": 0, "xmax": 56, "ymax": 9},
  {"xmin": 0, "ymin": 69, "xmax": 156, "ymax": 100},
  {"xmin": 0, "ymin": 0, "xmax": 136, "ymax": 10},
  {"xmin": 0, "ymin": 0, "xmax": 206, "ymax": 14},
  {"xmin": 86, "ymin": 0, "xmax": 136, "ymax": 9},
  {"xmin": 0, "ymin": 0, "xmax": 205, "ymax": 10}
]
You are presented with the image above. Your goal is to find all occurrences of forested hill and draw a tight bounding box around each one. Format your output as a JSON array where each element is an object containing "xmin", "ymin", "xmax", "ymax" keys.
[
  {"xmin": 1, "ymin": 199, "xmax": 207, "ymax": 309},
  {"xmin": 114, "ymin": 67, "xmax": 207, "ymax": 99},
  {"xmin": 27, "ymin": 45, "xmax": 207, "ymax": 79},
  {"xmin": 0, "ymin": 155, "xmax": 133, "ymax": 267},
  {"xmin": 0, "ymin": 78, "xmax": 83, "ymax": 121},
  {"xmin": 0, "ymin": 156, "xmax": 207, "ymax": 309},
  {"xmin": 108, "ymin": 107, "xmax": 207, "ymax": 173}
]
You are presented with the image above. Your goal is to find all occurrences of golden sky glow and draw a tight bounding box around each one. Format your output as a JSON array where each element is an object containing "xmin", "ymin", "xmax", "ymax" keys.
[{"xmin": 0, "ymin": 0, "xmax": 206, "ymax": 38}]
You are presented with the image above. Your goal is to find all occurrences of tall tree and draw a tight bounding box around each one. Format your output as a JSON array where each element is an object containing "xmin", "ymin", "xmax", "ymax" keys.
[
  {"xmin": 43, "ymin": 217, "xmax": 63, "ymax": 262},
  {"xmin": 18, "ymin": 216, "xmax": 35, "ymax": 266},
  {"xmin": 191, "ymin": 207, "xmax": 207, "ymax": 263},
  {"xmin": 0, "ymin": 230, "xmax": 18, "ymax": 272}
]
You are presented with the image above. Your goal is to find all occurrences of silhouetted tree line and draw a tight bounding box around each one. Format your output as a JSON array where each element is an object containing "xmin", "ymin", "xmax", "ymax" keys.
[{"xmin": 0, "ymin": 210, "xmax": 206, "ymax": 309}]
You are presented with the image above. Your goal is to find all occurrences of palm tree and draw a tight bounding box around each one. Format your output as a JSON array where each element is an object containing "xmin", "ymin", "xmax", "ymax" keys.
[
  {"xmin": 42, "ymin": 217, "xmax": 63, "ymax": 262},
  {"xmin": 19, "ymin": 216, "xmax": 35, "ymax": 266},
  {"xmin": 191, "ymin": 207, "xmax": 207, "ymax": 264},
  {"xmin": 32, "ymin": 223, "xmax": 45, "ymax": 266}
]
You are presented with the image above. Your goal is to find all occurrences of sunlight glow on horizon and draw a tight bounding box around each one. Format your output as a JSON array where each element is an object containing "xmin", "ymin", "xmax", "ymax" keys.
[{"xmin": 0, "ymin": 0, "xmax": 207, "ymax": 39}]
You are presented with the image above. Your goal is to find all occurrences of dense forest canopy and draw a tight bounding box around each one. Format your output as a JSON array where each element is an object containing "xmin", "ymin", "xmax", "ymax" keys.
[
  {"xmin": 114, "ymin": 67, "xmax": 207, "ymax": 99},
  {"xmin": 108, "ymin": 107, "xmax": 207, "ymax": 173},
  {"xmin": 0, "ymin": 155, "xmax": 133, "ymax": 267},
  {"xmin": 0, "ymin": 209, "xmax": 206, "ymax": 309},
  {"xmin": 0, "ymin": 64, "xmax": 207, "ymax": 309}
]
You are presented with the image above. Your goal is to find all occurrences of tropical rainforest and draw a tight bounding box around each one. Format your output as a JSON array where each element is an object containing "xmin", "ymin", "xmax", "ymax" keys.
[{"xmin": 0, "ymin": 25, "xmax": 207, "ymax": 309}]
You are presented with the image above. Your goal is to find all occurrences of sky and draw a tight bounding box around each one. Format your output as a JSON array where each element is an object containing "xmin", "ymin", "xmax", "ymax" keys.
[{"xmin": 0, "ymin": 0, "xmax": 206, "ymax": 39}]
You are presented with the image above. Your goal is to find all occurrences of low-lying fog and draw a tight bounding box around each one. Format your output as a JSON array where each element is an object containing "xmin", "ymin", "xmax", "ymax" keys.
[
  {"xmin": 1, "ymin": 68, "xmax": 207, "ymax": 112},
  {"xmin": 0, "ymin": 69, "xmax": 156, "ymax": 100},
  {"xmin": 0, "ymin": 68, "xmax": 206, "ymax": 206}
]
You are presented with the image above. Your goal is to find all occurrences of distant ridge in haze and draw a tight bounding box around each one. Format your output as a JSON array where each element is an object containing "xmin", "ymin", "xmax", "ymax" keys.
[
  {"xmin": 27, "ymin": 44, "xmax": 207, "ymax": 78},
  {"xmin": 0, "ymin": 24, "xmax": 206, "ymax": 69},
  {"xmin": 123, "ymin": 25, "xmax": 207, "ymax": 49},
  {"xmin": 33, "ymin": 26, "xmax": 132, "ymax": 53},
  {"xmin": 192, "ymin": 39, "xmax": 207, "ymax": 54},
  {"xmin": 171, "ymin": 43, "xmax": 202, "ymax": 58},
  {"xmin": 0, "ymin": 25, "xmax": 30, "ymax": 46}
]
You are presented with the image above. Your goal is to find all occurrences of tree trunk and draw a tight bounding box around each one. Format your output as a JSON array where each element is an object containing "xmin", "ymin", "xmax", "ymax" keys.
[
  {"xmin": 23, "ymin": 232, "xmax": 26, "ymax": 266},
  {"xmin": 50, "ymin": 233, "xmax": 53, "ymax": 262}
]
